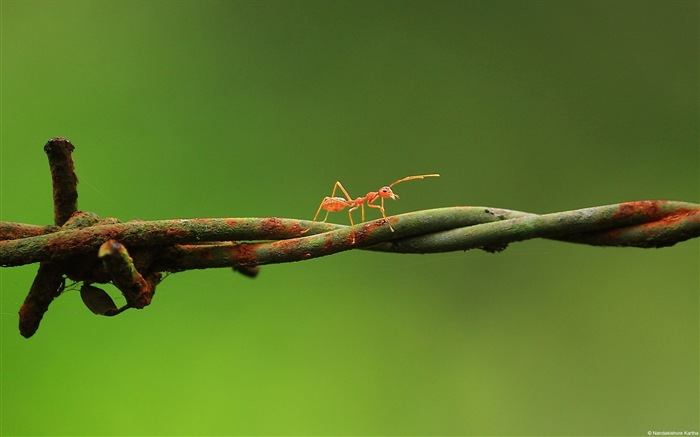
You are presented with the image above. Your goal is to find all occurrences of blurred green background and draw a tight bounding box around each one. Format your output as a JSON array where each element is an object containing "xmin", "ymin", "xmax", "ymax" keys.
[{"xmin": 1, "ymin": 1, "xmax": 697, "ymax": 435}]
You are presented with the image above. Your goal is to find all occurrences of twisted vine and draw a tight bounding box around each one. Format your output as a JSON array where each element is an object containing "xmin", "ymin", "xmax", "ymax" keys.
[{"xmin": 2, "ymin": 138, "xmax": 698, "ymax": 338}]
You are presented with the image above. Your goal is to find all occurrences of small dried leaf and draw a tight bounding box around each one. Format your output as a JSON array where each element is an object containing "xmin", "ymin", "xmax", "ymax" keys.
[{"xmin": 80, "ymin": 284, "xmax": 120, "ymax": 316}]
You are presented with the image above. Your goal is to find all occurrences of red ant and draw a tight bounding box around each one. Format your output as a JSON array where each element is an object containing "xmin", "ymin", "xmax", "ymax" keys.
[{"xmin": 301, "ymin": 174, "xmax": 439, "ymax": 241}]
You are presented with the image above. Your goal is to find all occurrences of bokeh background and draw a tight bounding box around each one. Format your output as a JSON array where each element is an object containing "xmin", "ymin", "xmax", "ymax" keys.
[{"xmin": 1, "ymin": 1, "xmax": 697, "ymax": 435}]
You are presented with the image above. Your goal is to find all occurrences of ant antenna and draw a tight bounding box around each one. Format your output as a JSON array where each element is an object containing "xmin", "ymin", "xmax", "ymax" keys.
[{"xmin": 389, "ymin": 174, "xmax": 440, "ymax": 188}]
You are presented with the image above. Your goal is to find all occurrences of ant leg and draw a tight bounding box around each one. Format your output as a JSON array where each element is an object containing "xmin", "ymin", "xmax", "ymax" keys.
[
  {"xmin": 345, "ymin": 204, "xmax": 360, "ymax": 244},
  {"xmin": 301, "ymin": 200, "xmax": 330, "ymax": 234},
  {"xmin": 366, "ymin": 197, "xmax": 395, "ymax": 231},
  {"xmin": 303, "ymin": 180, "xmax": 361, "ymax": 242},
  {"xmin": 331, "ymin": 181, "xmax": 353, "ymax": 201},
  {"xmin": 346, "ymin": 210, "xmax": 355, "ymax": 227},
  {"xmin": 333, "ymin": 181, "xmax": 360, "ymax": 243},
  {"xmin": 348, "ymin": 211, "xmax": 358, "ymax": 243},
  {"xmin": 303, "ymin": 181, "xmax": 354, "ymax": 235}
]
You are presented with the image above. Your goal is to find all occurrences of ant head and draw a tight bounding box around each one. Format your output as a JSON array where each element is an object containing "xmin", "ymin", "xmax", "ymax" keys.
[{"xmin": 378, "ymin": 186, "xmax": 398, "ymax": 200}]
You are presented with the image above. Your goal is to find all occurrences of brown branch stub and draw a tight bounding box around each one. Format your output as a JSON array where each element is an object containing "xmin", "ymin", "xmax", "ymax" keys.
[
  {"xmin": 98, "ymin": 240, "xmax": 158, "ymax": 309},
  {"xmin": 233, "ymin": 265, "xmax": 260, "ymax": 278},
  {"xmin": 17, "ymin": 139, "xmax": 85, "ymax": 337},
  {"xmin": 0, "ymin": 222, "xmax": 57, "ymax": 240},
  {"xmin": 44, "ymin": 137, "xmax": 78, "ymax": 226},
  {"xmin": 18, "ymin": 262, "xmax": 65, "ymax": 338}
]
